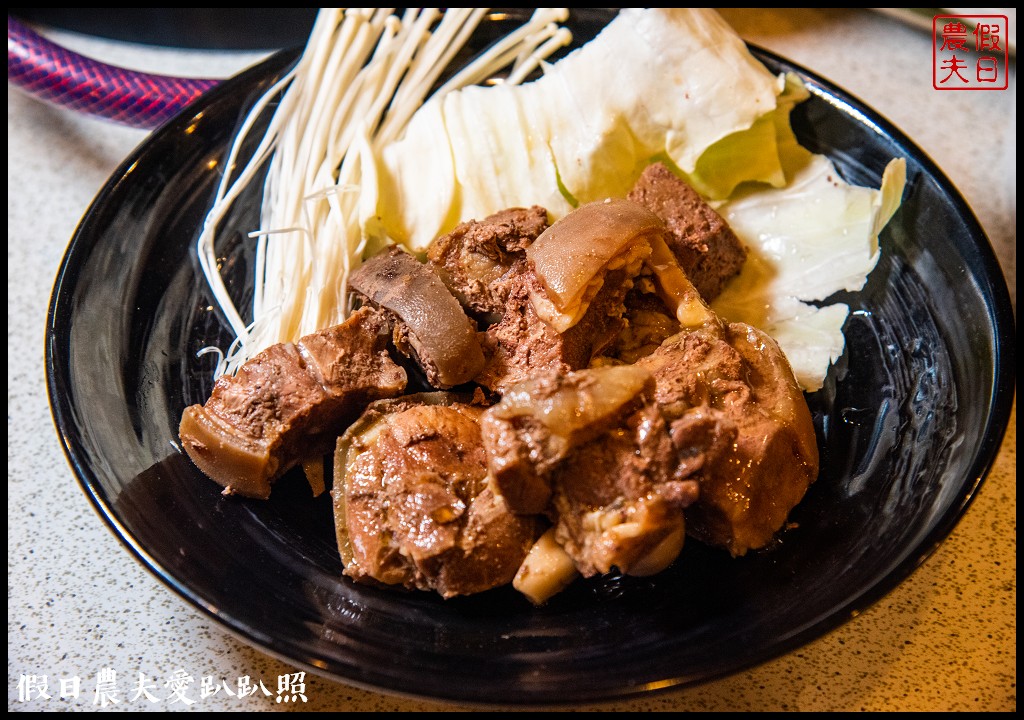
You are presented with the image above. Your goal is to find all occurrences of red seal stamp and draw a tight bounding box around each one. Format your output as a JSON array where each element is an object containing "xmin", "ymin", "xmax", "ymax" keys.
[{"xmin": 933, "ymin": 15, "xmax": 1009, "ymax": 90}]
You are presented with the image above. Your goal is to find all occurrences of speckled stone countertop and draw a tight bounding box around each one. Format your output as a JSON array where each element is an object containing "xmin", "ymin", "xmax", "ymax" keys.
[{"xmin": 8, "ymin": 8, "xmax": 1015, "ymax": 712}]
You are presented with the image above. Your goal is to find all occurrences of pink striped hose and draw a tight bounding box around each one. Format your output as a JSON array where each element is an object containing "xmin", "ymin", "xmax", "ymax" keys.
[{"xmin": 7, "ymin": 15, "xmax": 219, "ymax": 129}]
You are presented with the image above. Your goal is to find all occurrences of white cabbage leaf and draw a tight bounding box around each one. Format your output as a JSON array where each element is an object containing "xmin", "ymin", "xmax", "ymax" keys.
[
  {"xmin": 712, "ymin": 156, "xmax": 907, "ymax": 390},
  {"xmin": 373, "ymin": 8, "xmax": 781, "ymax": 249}
]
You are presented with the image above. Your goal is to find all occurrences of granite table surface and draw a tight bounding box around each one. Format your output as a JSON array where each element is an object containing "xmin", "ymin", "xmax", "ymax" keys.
[{"xmin": 8, "ymin": 8, "xmax": 1015, "ymax": 712}]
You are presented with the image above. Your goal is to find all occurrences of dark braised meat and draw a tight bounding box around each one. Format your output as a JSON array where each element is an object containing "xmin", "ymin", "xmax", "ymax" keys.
[
  {"xmin": 482, "ymin": 366, "xmax": 699, "ymax": 577},
  {"xmin": 349, "ymin": 245, "xmax": 486, "ymax": 389},
  {"xmin": 334, "ymin": 394, "xmax": 539, "ymax": 598},
  {"xmin": 627, "ymin": 162, "xmax": 746, "ymax": 302},
  {"xmin": 636, "ymin": 323, "xmax": 819, "ymax": 556},
  {"xmin": 427, "ymin": 206, "xmax": 549, "ymax": 321},
  {"xmin": 628, "ymin": 214, "xmax": 818, "ymax": 557},
  {"xmin": 604, "ymin": 281, "xmax": 681, "ymax": 364},
  {"xmin": 474, "ymin": 270, "xmax": 628, "ymax": 393},
  {"xmin": 476, "ymin": 200, "xmax": 658, "ymax": 393},
  {"xmin": 179, "ymin": 306, "xmax": 407, "ymax": 499}
]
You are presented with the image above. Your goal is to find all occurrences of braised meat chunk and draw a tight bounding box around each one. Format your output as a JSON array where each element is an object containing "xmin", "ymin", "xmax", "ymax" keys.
[
  {"xmin": 179, "ymin": 306, "xmax": 407, "ymax": 499},
  {"xmin": 475, "ymin": 270, "xmax": 617, "ymax": 393},
  {"xmin": 183, "ymin": 160, "xmax": 822, "ymax": 604},
  {"xmin": 482, "ymin": 366, "xmax": 699, "ymax": 579},
  {"xmin": 623, "ymin": 213, "xmax": 818, "ymax": 556},
  {"xmin": 349, "ymin": 245, "xmax": 485, "ymax": 389},
  {"xmin": 476, "ymin": 199, "xmax": 661, "ymax": 393},
  {"xmin": 605, "ymin": 282, "xmax": 682, "ymax": 364},
  {"xmin": 335, "ymin": 394, "xmax": 539, "ymax": 598},
  {"xmin": 628, "ymin": 162, "xmax": 746, "ymax": 302},
  {"xmin": 427, "ymin": 206, "xmax": 549, "ymax": 320},
  {"xmin": 637, "ymin": 323, "xmax": 818, "ymax": 556}
]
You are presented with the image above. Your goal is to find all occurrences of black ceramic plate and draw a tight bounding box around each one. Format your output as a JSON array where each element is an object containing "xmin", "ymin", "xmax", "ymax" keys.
[{"xmin": 46, "ymin": 12, "xmax": 1015, "ymax": 707}]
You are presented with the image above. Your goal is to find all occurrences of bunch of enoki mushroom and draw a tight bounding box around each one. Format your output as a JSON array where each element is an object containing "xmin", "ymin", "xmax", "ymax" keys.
[{"xmin": 179, "ymin": 165, "xmax": 818, "ymax": 604}]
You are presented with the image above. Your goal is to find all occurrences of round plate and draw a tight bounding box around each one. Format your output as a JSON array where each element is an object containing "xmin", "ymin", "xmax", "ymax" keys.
[{"xmin": 46, "ymin": 12, "xmax": 1015, "ymax": 706}]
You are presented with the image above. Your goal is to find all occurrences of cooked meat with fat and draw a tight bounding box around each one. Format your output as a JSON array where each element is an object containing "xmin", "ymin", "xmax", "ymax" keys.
[
  {"xmin": 427, "ymin": 206, "xmax": 549, "ymax": 320},
  {"xmin": 628, "ymin": 162, "xmax": 746, "ymax": 302},
  {"xmin": 183, "ymin": 159, "xmax": 822, "ymax": 603},
  {"xmin": 179, "ymin": 306, "xmax": 407, "ymax": 499},
  {"xmin": 637, "ymin": 322, "xmax": 818, "ymax": 556},
  {"xmin": 476, "ymin": 200, "xmax": 658, "ymax": 393},
  {"xmin": 624, "ymin": 217, "xmax": 818, "ymax": 556},
  {"xmin": 526, "ymin": 199, "xmax": 656, "ymax": 333},
  {"xmin": 349, "ymin": 246, "xmax": 486, "ymax": 389},
  {"xmin": 335, "ymin": 394, "xmax": 539, "ymax": 598},
  {"xmin": 482, "ymin": 366, "xmax": 699, "ymax": 578}
]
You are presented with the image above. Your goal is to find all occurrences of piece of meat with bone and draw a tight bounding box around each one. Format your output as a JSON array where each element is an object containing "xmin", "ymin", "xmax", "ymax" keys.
[
  {"xmin": 427, "ymin": 206, "xmax": 549, "ymax": 321},
  {"xmin": 334, "ymin": 394, "xmax": 540, "ymax": 598},
  {"xmin": 178, "ymin": 306, "xmax": 407, "ymax": 500},
  {"xmin": 349, "ymin": 245, "xmax": 486, "ymax": 389},
  {"xmin": 482, "ymin": 365, "xmax": 700, "ymax": 596},
  {"xmin": 475, "ymin": 199, "xmax": 659, "ymax": 393},
  {"xmin": 635, "ymin": 226, "xmax": 819, "ymax": 556},
  {"xmin": 627, "ymin": 162, "xmax": 746, "ymax": 302}
]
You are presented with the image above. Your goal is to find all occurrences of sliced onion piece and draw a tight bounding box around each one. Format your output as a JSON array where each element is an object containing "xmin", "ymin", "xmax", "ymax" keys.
[{"xmin": 526, "ymin": 198, "xmax": 661, "ymax": 332}]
